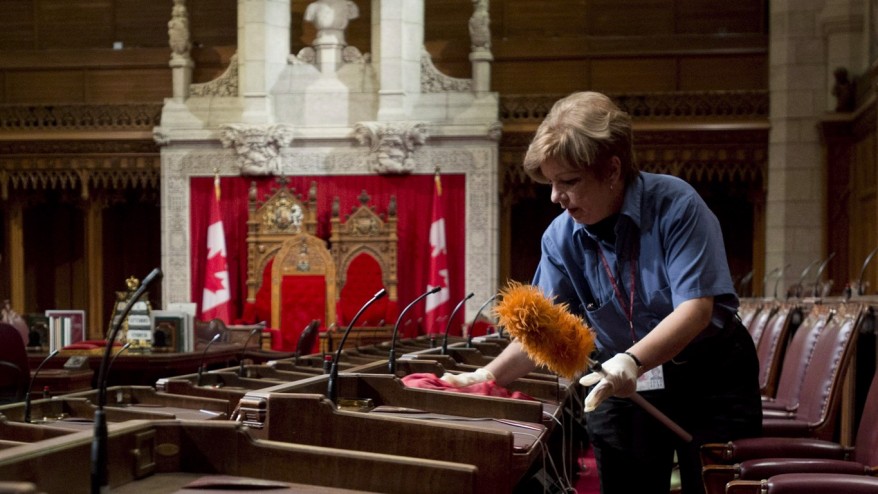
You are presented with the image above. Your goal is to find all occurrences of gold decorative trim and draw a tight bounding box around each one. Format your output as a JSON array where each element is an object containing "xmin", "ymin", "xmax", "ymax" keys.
[
  {"xmin": 500, "ymin": 90, "xmax": 768, "ymax": 123},
  {"xmin": 0, "ymin": 104, "xmax": 162, "ymax": 132}
]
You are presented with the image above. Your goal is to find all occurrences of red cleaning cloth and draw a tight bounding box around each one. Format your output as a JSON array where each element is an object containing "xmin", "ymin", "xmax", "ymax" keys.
[{"xmin": 401, "ymin": 373, "xmax": 535, "ymax": 401}]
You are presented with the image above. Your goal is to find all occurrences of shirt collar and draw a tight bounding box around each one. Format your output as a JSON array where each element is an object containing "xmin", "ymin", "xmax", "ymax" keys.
[{"xmin": 572, "ymin": 172, "xmax": 644, "ymax": 240}]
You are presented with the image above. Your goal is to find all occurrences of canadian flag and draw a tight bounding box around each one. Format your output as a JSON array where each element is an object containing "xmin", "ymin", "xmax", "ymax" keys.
[
  {"xmin": 424, "ymin": 170, "xmax": 450, "ymax": 334},
  {"xmin": 201, "ymin": 176, "xmax": 231, "ymax": 322}
]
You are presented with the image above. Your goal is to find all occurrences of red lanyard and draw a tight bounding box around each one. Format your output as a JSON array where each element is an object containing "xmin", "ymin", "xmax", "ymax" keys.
[{"xmin": 597, "ymin": 247, "xmax": 638, "ymax": 344}]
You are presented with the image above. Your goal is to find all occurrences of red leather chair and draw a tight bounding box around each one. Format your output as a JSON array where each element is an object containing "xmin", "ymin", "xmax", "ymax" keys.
[
  {"xmin": 701, "ymin": 304, "xmax": 872, "ymax": 494},
  {"xmin": 755, "ymin": 303, "xmax": 798, "ymax": 397},
  {"xmin": 761, "ymin": 304, "xmax": 833, "ymax": 412},
  {"xmin": 0, "ymin": 323, "xmax": 30, "ymax": 404}
]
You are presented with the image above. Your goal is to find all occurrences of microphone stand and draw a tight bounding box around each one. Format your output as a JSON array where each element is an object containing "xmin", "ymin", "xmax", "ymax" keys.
[
  {"xmin": 327, "ymin": 288, "xmax": 386, "ymax": 404},
  {"xmin": 91, "ymin": 267, "xmax": 161, "ymax": 494},
  {"xmin": 23, "ymin": 349, "xmax": 59, "ymax": 423},
  {"xmin": 441, "ymin": 292, "xmax": 474, "ymax": 355},
  {"xmin": 466, "ymin": 294, "xmax": 498, "ymax": 348},
  {"xmin": 855, "ymin": 246, "xmax": 878, "ymax": 296},
  {"xmin": 238, "ymin": 327, "xmax": 262, "ymax": 377},
  {"xmin": 196, "ymin": 333, "xmax": 222, "ymax": 386},
  {"xmin": 812, "ymin": 252, "xmax": 835, "ymax": 297},
  {"xmin": 388, "ymin": 286, "xmax": 440, "ymax": 375}
]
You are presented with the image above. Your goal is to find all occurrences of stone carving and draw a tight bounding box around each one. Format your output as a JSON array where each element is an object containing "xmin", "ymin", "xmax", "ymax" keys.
[
  {"xmin": 831, "ymin": 67, "xmax": 855, "ymax": 112},
  {"xmin": 189, "ymin": 54, "xmax": 238, "ymax": 97},
  {"xmin": 304, "ymin": 0, "xmax": 359, "ymax": 46},
  {"xmin": 290, "ymin": 47, "xmax": 316, "ymax": 65},
  {"xmin": 342, "ymin": 46, "xmax": 369, "ymax": 64},
  {"xmin": 168, "ymin": 0, "xmax": 191, "ymax": 60},
  {"xmin": 352, "ymin": 121, "xmax": 429, "ymax": 174},
  {"xmin": 469, "ymin": 0, "xmax": 491, "ymax": 51},
  {"xmin": 421, "ymin": 48, "xmax": 472, "ymax": 93},
  {"xmin": 0, "ymin": 104, "xmax": 161, "ymax": 131},
  {"xmin": 219, "ymin": 124, "xmax": 295, "ymax": 175}
]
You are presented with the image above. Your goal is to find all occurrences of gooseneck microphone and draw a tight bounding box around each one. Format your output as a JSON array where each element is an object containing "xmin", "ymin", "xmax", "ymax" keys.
[
  {"xmin": 856, "ymin": 246, "xmax": 878, "ymax": 296},
  {"xmin": 91, "ymin": 267, "xmax": 161, "ymax": 494},
  {"xmin": 441, "ymin": 292, "xmax": 474, "ymax": 355},
  {"xmin": 196, "ymin": 333, "xmax": 222, "ymax": 386},
  {"xmin": 388, "ymin": 286, "xmax": 440, "ymax": 375},
  {"xmin": 327, "ymin": 288, "xmax": 386, "ymax": 404},
  {"xmin": 466, "ymin": 294, "xmax": 498, "ymax": 348},
  {"xmin": 238, "ymin": 327, "xmax": 262, "ymax": 377},
  {"xmin": 23, "ymin": 349, "xmax": 59, "ymax": 423}
]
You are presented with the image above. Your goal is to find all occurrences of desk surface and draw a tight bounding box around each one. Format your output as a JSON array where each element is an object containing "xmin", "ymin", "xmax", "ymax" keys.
[{"xmin": 27, "ymin": 345, "xmax": 244, "ymax": 387}]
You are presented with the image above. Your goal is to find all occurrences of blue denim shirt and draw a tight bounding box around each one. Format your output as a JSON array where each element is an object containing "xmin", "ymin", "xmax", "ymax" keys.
[{"xmin": 533, "ymin": 172, "xmax": 738, "ymax": 361}]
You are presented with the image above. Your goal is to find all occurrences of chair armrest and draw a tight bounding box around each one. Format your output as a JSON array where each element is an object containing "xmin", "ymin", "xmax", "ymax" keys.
[
  {"xmin": 700, "ymin": 437, "xmax": 848, "ymax": 466},
  {"xmin": 761, "ymin": 408, "xmax": 795, "ymax": 418},
  {"xmin": 751, "ymin": 473, "xmax": 878, "ymax": 493},
  {"xmin": 739, "ymin": 458, "xmax": 869, "ymax": 479},
  {"xmin": 725, "ymin": 480, "xmax": 762, "ymax": 494}
]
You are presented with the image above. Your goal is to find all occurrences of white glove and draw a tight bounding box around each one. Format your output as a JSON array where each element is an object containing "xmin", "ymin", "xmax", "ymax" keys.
[
  {"xmin": 579, "ymin": 353, "xmax": 639, "ymax": 412},
  {"xmin": 440, "ymin": 368, "xmax": 495, "ymax": 387}
]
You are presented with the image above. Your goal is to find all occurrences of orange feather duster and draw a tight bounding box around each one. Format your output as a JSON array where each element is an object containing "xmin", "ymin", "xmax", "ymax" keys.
[{"xmin": 494, "ymin": 281, "xmax": 595, "ymax": 380}]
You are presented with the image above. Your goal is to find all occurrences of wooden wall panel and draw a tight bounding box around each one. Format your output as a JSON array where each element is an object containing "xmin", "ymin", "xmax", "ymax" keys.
[
  {"xmin": 586, "ymin": 0, "xmax": 675, "ymax": 36},
  {"xmin": 496, "ymin": 0, "xmax": 591, "ymax": 38},
  {"xmin": 675, "ymin": 0, "xmax": 765, "ymax": 34},
  {"xmin": 0, "ymin": 0, "xmax": 35, "ymax": 49},
  {"xmin": 494, "ymin": 60, "xmax": 591, "ymax": 94},
  {"xmin": 36, "ymin": 0, "xmax": 114, "ymax": 49},
  {"xmin": 85, "ymin": 69, "xmax": 171, "ymax": 102},
  {"xmin": 590, "ymin": 58, "xmax": 677, "ymax": 92},
  {"xmin": 115, "ymin": 0, "xmax": 173, "ymax": 48},
  {"xmin": 678, "ymin": 55, "xmax": 767, "ymax": 91},
  {"xmin": 851, "ymin": 134, "xmax": 877, "ymax": 289},
  {"xmin": 187, "ymin": 0, "xmax": 237, "ymax": 47},
  {"xmin": 5, "ymin": 70, "xmax": 85, "ymax": 103}
]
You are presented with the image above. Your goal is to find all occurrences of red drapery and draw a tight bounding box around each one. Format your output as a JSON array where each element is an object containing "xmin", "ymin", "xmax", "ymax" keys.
[{"xmin": 189, "ymin": 174, "xmax": 466, "ymax": 339}]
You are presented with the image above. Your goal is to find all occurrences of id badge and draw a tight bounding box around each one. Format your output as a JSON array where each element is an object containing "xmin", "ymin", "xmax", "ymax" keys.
[{"xmin": 636, "ymin": 366, "xmax": 665, "ymax": 392}]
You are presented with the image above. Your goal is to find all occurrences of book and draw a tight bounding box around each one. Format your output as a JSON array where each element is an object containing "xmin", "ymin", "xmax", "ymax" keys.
[
  {"xmin": 45, "ymin": 309, "xmax": 86, "ymax": 352},
  {"xmin": 167, "ymin": 303, "xmax": 197, "ymax": 352}
]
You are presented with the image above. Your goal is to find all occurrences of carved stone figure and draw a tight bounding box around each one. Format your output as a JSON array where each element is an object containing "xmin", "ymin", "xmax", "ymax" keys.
[
  {"xmin": 469, "ymin": 0, "xmax": 491, "ymax": 51},
  {"xmin": 168, "ymin": 0, "xmax": 191, "ymax": 59},
  {"xmin": 304, "ymin": 0, "xmax": 359, "ymax": 46},
  {"xmin": 353, "ymin": 122, "xmax": 429, "ymax": 174},
  {"xmin": 220, "ymin": 124, "xmax": 295, "ymax": 175},
  {"xmin": 831, "ymin": 67, "xmax": 855, "ymax": 112}
]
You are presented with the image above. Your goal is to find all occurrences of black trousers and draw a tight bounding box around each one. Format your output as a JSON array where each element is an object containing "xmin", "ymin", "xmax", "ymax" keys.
[{"xmin": 585, "ymin": 320, "xmax": 762, "ymax": 494}]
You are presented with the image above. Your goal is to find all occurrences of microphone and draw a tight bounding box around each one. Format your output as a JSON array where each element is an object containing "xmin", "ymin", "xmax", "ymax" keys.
[
  {"xmin": 327, "ymin": 288, "xmax": 386, "ymax": 404},
  {"xmin": 812, "ymin": 252, "xmax": 836, "ymax": 297},
  {"xmin": 388, "ymin": 286, "xmax": 440, "ymax": 375},
  {"xmin": 23, "ymin": 349, "xmax": 59, "ymax": 423},
  {"xmin": 441, "ymin": 292, "xmax": 474, "ymax": 355},
  {"xmin": 466, "ymin": 294, "xmax": 498, "ymax": 348},
  {"xmin": 856, "ymin": 246, "xmax": 878, "ymax": 295},
  {"xmin": 494, "ymin": 281, "xmax": 693, "ymax": 443},
  {"xmin": 238, "ymin": 327, "xmax": 262, "ymax": 377},
  {"xmin": 91, "ymin": 267, "xmax": 161, "ymax": 494},
  {"xmin": 197, "ymin": 333, "xmax": 222, "ymax": 386}
]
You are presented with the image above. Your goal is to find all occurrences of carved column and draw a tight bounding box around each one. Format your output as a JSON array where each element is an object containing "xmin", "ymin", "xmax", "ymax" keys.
[
  {"xmin": 85, "ymin": 200, "xmax": 104, "ymax": 339},
  {"xmin": 372, "ymin": 0, "xmax": 424, "ymax": 120},
  {"xmin": 237, "ymin": 0, "xmax": 291, "ymax": 123},
  {"xmin": 766, "ymin": 0, "xmax": 827, "ymax": 289},
  {"xmin": 168, "ymin": 0, "xmax": 194, "ymax": 101},
  {"xmin": 469, "ymin": 0, "xmax": 493, "ymax": 94},
  {"xmin": 305, "ymin": 0, "xmax": 359, "ymax": 74},
  {"xmin": 5, "ymin": 202, "xmax": 25, "ymax": 312}
]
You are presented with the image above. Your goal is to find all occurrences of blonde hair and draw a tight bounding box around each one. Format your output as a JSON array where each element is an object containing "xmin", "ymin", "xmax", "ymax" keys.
[{"xmin": 523, "ymin": 91, "xmax": 637, "ymax": 184}]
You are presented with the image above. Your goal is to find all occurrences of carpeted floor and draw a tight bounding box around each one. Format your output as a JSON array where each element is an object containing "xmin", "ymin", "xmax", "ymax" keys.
[{"xmin": 575, "ymin": 447, "xmax": 600, "ymax": 493}]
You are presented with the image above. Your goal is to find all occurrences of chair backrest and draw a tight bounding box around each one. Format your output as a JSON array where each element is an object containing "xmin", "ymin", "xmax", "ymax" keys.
[
  {"xmin": 737, "ymin": 300, "xmax": 763, "ymax": 333},
  {"xmin": 790, "ymin": 302, "xmax": 863, "ymax": 439},
  {"xmin": 747, "ymin": 302, "xmax": 777, "ymax": 347},
  {"xmin": 853, "ymin": 370, "xmax": 878, "ymax": 465},
  {"xmin": 0, "ymin": 323, "xmax": 30, "ymax": 403},
  {"xmin": 769, "ymin": 303, "xmax": 834, "ymax": 410},
  {"xmin": 330, "ymin": 190, "xmax": 399, "ymax": 328},
  {"xmin": 756, "ymin": 303, "xmax": 798, "ymax": 397},
  {"xmin": 295, "ymin": 319, "xmax": 320, "ymax": 357}
]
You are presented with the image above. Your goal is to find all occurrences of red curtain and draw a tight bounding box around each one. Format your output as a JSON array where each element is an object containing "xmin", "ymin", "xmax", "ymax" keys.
[{"xmin": 189, "ymin": 174, "xmax": 467, "ymax": 339}]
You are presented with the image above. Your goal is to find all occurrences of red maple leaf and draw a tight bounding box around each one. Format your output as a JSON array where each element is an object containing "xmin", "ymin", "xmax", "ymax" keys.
[{"xmin": 204, "ymin": 252, "xmax": 228, "ymax": 294}]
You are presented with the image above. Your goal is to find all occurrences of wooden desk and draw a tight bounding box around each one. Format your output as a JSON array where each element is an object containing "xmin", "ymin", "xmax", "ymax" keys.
[
  {"xmin": 30, "ymin": 369, "xmax": 93, "ymax": 396},
  {"xmin": 27, "ymin": 344, "xmax": 242, "ymax": 388}
]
